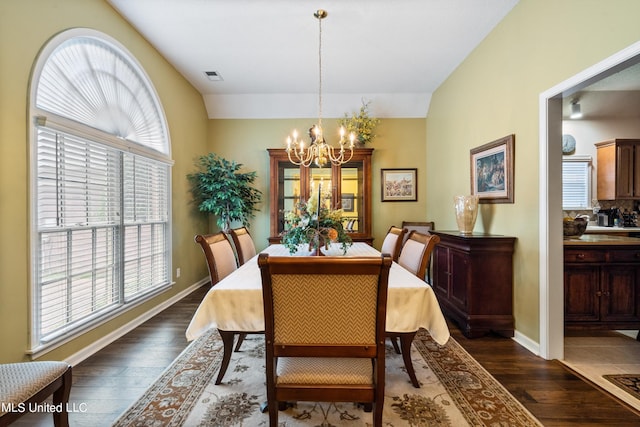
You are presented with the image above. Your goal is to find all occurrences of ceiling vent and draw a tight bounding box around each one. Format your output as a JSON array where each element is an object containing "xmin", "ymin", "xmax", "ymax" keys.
[{"xmin": 204, "ymin": 71, "xmax": 223, "ymax": 81}]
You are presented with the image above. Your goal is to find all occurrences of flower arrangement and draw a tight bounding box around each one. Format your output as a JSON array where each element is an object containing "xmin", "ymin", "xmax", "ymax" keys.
[
  {"xmin": 280, "ymin": 186, "xmax": 352, "ymax": 255},
  {"xmin": 337, "ymin": 99, "xmax": 380, "ymax": 145}
]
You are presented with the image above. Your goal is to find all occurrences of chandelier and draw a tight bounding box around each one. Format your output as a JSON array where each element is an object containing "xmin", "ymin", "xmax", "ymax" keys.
[{"xmin": 286, "ymin": 9, "xmax": 355, "ymax": 168}]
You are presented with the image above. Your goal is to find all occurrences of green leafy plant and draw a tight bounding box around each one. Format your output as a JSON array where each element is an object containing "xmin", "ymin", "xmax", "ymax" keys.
[
  {"xmin": 188, "ymin": 153, "xmax": 262, "ymax": 232},
  {"xmin": 337, "ymin": 99, "xmax": 381, "ymax": 145}
]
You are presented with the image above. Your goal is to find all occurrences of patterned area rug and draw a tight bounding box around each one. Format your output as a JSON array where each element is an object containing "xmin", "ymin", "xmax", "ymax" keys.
[
  {"xmin": 113, "ymin": 329, "xmax": 541, "ymax": 426},
  {"xmin": 603, "ymin": 375, "xmax": 640, "ymax": 401}
]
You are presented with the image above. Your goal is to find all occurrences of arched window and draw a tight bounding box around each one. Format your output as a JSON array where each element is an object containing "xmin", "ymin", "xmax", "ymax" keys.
[{"xmin": 29, "ymin": 29, "xmax": 172, "ymax": 355}]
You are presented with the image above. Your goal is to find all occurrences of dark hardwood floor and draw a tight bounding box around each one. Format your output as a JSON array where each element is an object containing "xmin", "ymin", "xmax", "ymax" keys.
[{"xmin": 12, "ymin": 284, "xmax": 640, "ymax": 426}]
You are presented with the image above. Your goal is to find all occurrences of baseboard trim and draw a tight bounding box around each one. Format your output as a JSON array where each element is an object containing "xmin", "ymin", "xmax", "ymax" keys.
[
  {"xmin": 512, "ymin": 329, "xmax": 540, "ymax": 356},
  {"xmin": 65, "ymin": 279, "xmax": 209, "ymax": 366}
]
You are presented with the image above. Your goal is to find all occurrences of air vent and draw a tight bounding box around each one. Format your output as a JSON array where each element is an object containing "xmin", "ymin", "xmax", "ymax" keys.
[{"xmin": 204, "ymin": 71, "xmax": 223, "ymax": 81}]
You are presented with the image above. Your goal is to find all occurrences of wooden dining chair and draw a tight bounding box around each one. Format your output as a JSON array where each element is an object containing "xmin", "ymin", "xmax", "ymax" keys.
[
  {"xmin": 0, "ymin": 361, "xmax": 72, "ymax": 427},
  {"xmin": 380, "ymin": 225, "xmax": 408, "ymax": 262},
  {"xmin": 397, "ymin": 230, "xmax": 440, "ymax": 280},
  {"xmin": 258, "ymin": 254, "xmax": 392, "ymax": 427},
  {"xmin": 401, "ymin": 221, "xmax": 435, "ymax": 245},
  {"xmin": 194, "ymin": 232, "xmax": 250, "ymax": 381},
  {"xmin": 228, "ymin": 226, "xmax": 257, "ymax": 266}
]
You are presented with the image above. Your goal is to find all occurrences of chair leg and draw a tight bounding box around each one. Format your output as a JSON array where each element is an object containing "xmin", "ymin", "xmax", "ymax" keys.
[
  {"xmin": 234, "ymin": 333, "xmax": 247, "ymax": 352},
  {"xmin": 390, "ymin": 336, "xmax": 401, "ymax": 354},
  {"xmin": 216, "ymin": 330, "xmax": 235, "ymax": 385},
  {"xmin": 398, "ymin": 331, "xmax": 420, "ymax": 388},
  {"xmin": 52, "ymin": 366, "xmax": 72, "ymax": 427}
]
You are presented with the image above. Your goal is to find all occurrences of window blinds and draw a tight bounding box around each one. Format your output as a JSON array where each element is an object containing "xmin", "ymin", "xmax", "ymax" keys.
[
  {"xmin": 562, "ymin": 159, "xmax": 591, "ymax": 209},
  {"xmin": 35, "ymin": 126, "xmax": 169, "ymax": 342}
]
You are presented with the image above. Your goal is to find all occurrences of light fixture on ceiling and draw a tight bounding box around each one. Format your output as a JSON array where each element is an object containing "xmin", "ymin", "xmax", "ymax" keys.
[
  {"xmin": 570, "ymin": 99, "xmax": 582, "ymax": 119},
  {"xmin": 285, "ymin": 9, "xmax": 355, "ymax": 168}
]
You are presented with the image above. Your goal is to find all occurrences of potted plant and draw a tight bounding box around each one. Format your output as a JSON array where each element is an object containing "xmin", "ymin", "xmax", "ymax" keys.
[
  {"xmin": 188, "ymin": 153, "xmax": 262, "ymax": 232},
  {"xmin": 337, "ymin": 99, "xmax": 381, "ymax": 146}
]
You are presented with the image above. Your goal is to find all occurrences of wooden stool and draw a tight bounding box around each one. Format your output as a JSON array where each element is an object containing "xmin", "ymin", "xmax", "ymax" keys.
[{"xmin": 0, "ymin": 361, "xmax": 72, "ymax": 427}]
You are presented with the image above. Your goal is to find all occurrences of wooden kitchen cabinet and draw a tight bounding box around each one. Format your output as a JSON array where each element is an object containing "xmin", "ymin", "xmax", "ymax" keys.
[
  {"xmin": 596, "ymin": 138, "xmax": 640, "ymax": 200},
  {"xmin": 267, "ymin": 148, "xmax": 374, "ymax": 244},
  {"xmin": 564, "ymin": 245, "xmax": 640, "ymax": 330},
  {"xmin": 431, "ymin": 231, "xmax": 516, "ymax": 338}
]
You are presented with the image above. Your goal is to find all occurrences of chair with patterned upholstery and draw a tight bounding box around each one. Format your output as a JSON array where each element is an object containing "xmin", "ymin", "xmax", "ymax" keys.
[
  {"xmin": 194, "ymin": 232, "xmax": 249, "ymax": 383},
  {"xmin": 379, "ymin": 225, "xmax": 408, "ymax": 262},
  {"xmin": 0, "ymin": 361, "xmax": 72, "ymax": 427},
  {"xmin": 228, "ymin": 226, "xmax": 257, "ymax": 266},
  {"xmin": 258, "ymin": 254, "xmax": 392, "ymax": 427}
]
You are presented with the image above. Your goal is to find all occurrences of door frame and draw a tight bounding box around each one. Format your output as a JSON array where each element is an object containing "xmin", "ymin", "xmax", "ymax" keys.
[{"xmin": 539, "ymin": 41, "xmax": 640, "ymax": 360}]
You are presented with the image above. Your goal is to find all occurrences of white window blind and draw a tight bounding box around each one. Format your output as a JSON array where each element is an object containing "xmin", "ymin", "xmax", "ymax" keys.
[
  {"xmin": 30, "ymin": 30, "xmax": 171, "ymax": 352},
  {"xmin": 562, "ymin": 157, "xmax": 592, "ymax": 209}
]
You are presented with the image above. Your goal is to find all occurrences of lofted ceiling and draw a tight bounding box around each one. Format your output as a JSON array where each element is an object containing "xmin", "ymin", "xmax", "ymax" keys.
[{"xmin": 107, "ymin": 0, "xmax": 520, "ymax": 119}]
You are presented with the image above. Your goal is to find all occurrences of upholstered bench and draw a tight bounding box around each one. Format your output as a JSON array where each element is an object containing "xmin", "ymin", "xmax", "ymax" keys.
[{"xmin": 0, "ymin": 361, "xmax": 72, "ymax": 427}]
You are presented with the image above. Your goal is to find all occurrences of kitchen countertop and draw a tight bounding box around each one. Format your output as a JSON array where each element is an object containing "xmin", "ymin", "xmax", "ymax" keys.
[
  {"xmin": 564, "ymin": 234, "xmax": 640, "ymax": 246},
  {"xmin": 585, "ymin": 224, "xmax": 640, "ymax": 233}
]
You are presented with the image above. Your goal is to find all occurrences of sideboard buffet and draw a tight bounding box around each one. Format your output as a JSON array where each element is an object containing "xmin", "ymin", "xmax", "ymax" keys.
[{"xmin": 431, "ymin": 231, "xmax": 516, "ymax": 338}]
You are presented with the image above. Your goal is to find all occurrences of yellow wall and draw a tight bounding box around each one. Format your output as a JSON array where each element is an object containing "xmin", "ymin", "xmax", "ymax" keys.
[
  {"xmin": 207, "ymin": 118, "xmax": 427, "ymax": 250},
  {"xmin": 0, "ymin": 0, "xmax": 209, "ymax": 363},
  {"xmin": 426, "ymin": 0, "xmax": 640, "ymax": 341}
]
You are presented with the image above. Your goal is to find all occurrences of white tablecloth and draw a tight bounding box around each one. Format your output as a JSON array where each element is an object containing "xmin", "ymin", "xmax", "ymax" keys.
[{"xmin": 186, "ymin": 243, "xmax": 450, "ymax": 345}]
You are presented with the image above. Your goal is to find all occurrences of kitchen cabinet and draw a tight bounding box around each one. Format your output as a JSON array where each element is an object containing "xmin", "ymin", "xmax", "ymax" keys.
[
  {"xmin": 267, "ymin": 148, "xmax": 373, "ymax": 244},
  {"xmin": 431, "ymin": 231, "xmax": 516, "ymax": 338},
  {"xmin": 564, "ymin": 243, "xmax": 640, "ymax": 330},
  {"xmin": 596, "ymin": 138, "xmax": 640, "ymax": 200}
]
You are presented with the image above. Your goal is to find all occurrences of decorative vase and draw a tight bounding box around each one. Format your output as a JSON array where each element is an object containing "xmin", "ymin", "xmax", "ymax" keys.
[{"xmin": 454, "ymin": 195, "xmax": 479, "ymax": 235}]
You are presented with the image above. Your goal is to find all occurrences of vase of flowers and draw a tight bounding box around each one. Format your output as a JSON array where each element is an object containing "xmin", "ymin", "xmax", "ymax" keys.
[{"xmin": 280, "ymin": 186, "xmax": 352, "ymax": 255}]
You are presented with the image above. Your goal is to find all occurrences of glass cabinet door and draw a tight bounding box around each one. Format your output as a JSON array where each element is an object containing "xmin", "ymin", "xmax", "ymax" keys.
[
  {"xmin": 340, "ymin": 163, "xmax": 364, "ymax": 233},
  {"xmin": 277, "ymin": 162, "xmax": 301, "ymax": 236}
]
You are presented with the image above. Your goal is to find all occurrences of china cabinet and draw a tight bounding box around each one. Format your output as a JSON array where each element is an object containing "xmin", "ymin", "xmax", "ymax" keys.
[
  {"xmin": 431, "ymin": 231, "xmax": 516, "ymax": 338},
  {"xmin": 596, "ymin": 138, "xmax": 640, "ymax": 200},
  {"xmin": 267, "ymin": 148, "xmax": 373, "ymax": 244}
]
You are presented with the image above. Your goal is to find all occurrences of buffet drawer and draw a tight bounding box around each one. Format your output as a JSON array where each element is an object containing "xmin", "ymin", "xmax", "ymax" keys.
[
  {"xmin": 564, "ymin": 250, "xmax": 606, "ymax": 263},
  {"xmin": 608, "ymin": 249, "xmax": 640, "ymax": 262}
]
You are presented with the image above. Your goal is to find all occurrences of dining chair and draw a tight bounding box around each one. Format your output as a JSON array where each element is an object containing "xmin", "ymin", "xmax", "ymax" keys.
[
  {"xmin": 400, "ymin": 222, "xmax": 436, "ymax": 283},
  {"xmin": 400, "ymin": 221, "xmax": 435, "ymax": 245},
  {"xmin": 228, "ymin": 226, "xmax": 257, "ymax": 266},
  {"xmin": 258, "ymin": 253, "xmax": 392, "ymax": 427},
  {"xmin": 194, "ymin": 232, "xmax": 238, "ymax": 286},
  {"xmin": 379, "ymin": 225, "xmax": 408, "ymax": 262},
  {"xmin": 397, "ymin": 230, "xmax": 440, "ymax": 280},
  {"xmin": 194, "ymin": 232, "xmax": 250, "ymax": 381},
  {"xmin": 0, "ymin": 361, "xmax": 72, "ymax": 427}
]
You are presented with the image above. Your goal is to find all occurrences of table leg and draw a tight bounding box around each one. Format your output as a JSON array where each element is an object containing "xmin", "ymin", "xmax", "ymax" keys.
[
  {"xmin": 216, "ymin": 329, "xmax": 235, "ymax": 385},
  {"xmin": 396, "ymin": 331, "xmax": 419, "ymax": 388}
]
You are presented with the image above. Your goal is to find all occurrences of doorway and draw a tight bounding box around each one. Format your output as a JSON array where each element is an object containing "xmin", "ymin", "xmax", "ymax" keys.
[{"xmin": 540, "ymin": 41, "xmax": 640, "ymax": 360}]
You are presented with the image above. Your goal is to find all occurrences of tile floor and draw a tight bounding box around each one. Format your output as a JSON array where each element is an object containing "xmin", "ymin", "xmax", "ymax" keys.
[{"xmin": 562, "ymin": 330, "xmax": 640, "ymax": 412}]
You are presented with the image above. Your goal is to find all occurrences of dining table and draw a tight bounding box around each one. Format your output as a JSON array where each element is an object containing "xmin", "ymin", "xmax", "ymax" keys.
[{"xmin": 186, "ymin": 242, "xmax": 450, "ymax": 388}]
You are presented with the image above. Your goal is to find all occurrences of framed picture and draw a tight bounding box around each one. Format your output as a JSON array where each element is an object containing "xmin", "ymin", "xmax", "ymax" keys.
[
  {"xmin": 381, "ymin": 168, "xmax": 417, "ymax": 202},
  {"xmin": 341, "ymin": 193, "xmax": 354, "ymax": 212},
  {"xmin": 470, "ymin": 134, "xmax": 515, "ymax": 204}
]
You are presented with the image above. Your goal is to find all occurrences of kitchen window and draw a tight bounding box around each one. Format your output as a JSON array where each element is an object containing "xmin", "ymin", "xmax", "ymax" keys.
[
  {"xmin": 562, "ymin": 156, "xmax": 592, "ymax": 210},
  {"xmin": 29, "ymin": 29, "xmax": 172, "ymax": 355}
]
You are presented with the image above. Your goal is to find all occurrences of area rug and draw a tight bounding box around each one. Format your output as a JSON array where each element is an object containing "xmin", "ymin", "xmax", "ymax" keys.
[
  {"xmin": 603, "ymin": 374, "xmax": 640, "ymax": 400},
  {"xmin": 113, "ymin": 329, "xmax": 542, "ymax": 426}
]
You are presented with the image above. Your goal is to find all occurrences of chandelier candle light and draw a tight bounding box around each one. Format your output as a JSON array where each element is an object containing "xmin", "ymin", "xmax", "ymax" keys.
[{"xmin": 286, "ymin": 9, "xmax": 356, "ymax": 168}]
